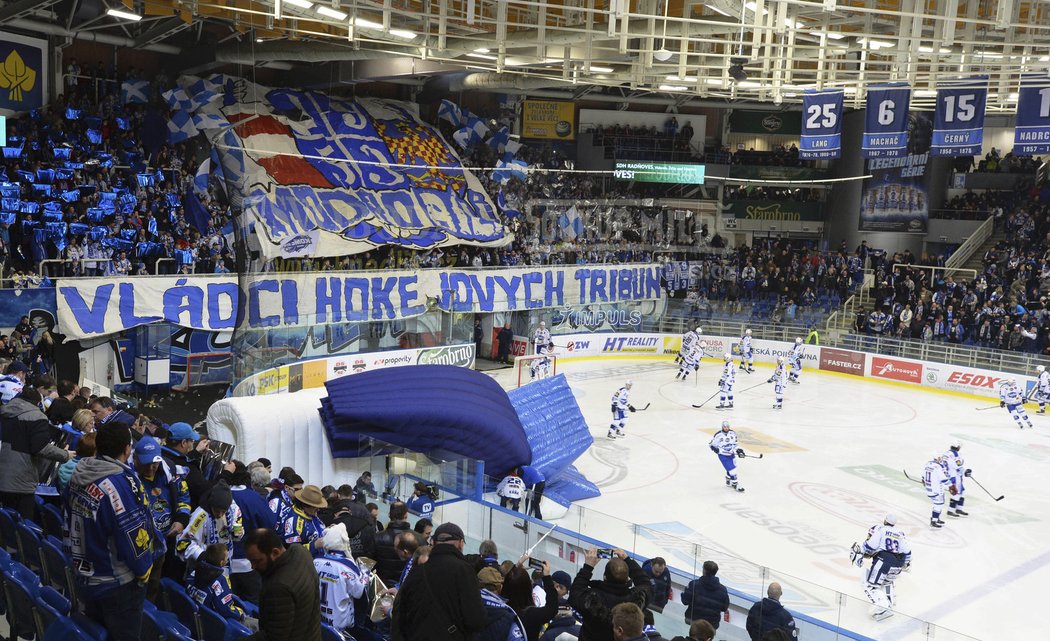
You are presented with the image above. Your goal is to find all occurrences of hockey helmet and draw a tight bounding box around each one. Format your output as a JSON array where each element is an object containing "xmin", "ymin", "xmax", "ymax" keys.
[
  {"xmin": 1039, "ymin": 365, "xmax": 1046, "ymax": 373},
  {"xmin": 721, "ymin": 420, "xmax": 731, "ymax": 430},
  {"xmin": 724, "ymin": 353, "xmax": 733, "ymax": 362},
  {"xmin": 932, "ymin": 453, "xmax": 945, "ymax": 463},
  {"xmin": 745, "ymin": 329, "xmax": 752, "ymax": 336},
  {"xmin": 777, "ymin": 356, "xmax": 785, "ymax": 364},
  {"xmin": 625, "ymin": 380, "xmax": 634, "ymax": 388},
  {"xmin": 695, "ymin": 327, "xmax": 703, "ymax": 334},
  {"xmin": 795, "ymin": 337, "xmax": 803, "ymax": 344},
  {"xmin": 884, "ymin": 513, "xmax": 897, "ymax": 526},
  {"xmin": 539, "ymin": 321, "xmax": 546, "ymax": 328},
  {"xmin": 949, "ymin": 441, "xmax": 961, "ymax": 451},
  {"xmin": 1011, "ymin": 378, "xmax": 1019, "ymax": 387}
]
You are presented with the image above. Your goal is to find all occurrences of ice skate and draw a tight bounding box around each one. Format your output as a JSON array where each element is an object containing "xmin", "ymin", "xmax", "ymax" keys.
[
  {"xmin": 955, "ymin": 508, "xmax": 969, "ymax": 516},
  {"xmin": 930, "ymin": 519, "xmax": 942, "ymax": 528},
  {"xmin": 871, "ymin": 609, "xmax": 894, "ymax": 621}
]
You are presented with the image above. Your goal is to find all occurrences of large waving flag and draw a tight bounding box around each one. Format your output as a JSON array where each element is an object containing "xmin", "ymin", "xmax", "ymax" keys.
[
  {"xmin": 167, "ymin": 110, "xmax": 199, "ymax": 143},
  {"xmin": 193, "ymin": 158, "xmax": 211, "ymax": 196},
  {"xmin": 121, "ymin": 80, "xmax": 150, "ymax": 104}
]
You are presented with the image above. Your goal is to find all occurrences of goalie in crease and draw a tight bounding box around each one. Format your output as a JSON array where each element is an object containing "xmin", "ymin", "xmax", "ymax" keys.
[{"xmin": 530, "ymin": 343, "xmax": 555, "ymax": 380}]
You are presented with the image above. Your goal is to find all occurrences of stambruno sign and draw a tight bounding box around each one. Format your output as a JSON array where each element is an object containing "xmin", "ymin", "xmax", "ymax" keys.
[{"xmin": 56, "ymin": 265, "xmax": 663, "ymax": 339}]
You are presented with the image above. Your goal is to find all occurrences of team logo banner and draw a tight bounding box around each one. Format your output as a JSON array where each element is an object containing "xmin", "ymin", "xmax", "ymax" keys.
[
  {"xmin": 931, "ymin": 76, "xmax": 987, "ymax": 157},
  {"xmin": 800, "ymin": 89, "xmax": 843, "ymax": 159},
  {"xmin": 181, "ymin": 76, "xmax": 509, "ymax": 257},
  {"xmin": 1014, "ymin": 74, "xmax": 1050, "ymax": 155},
  {"xmin": 0, "ymin": 32, "xmax": 47, "ymax": 112},
  {"xmin": 56, "ymin": 265, "xmax": 663, "ymax": 339},
  {"xmin": 862, "ymin": 83, "xmax": 912, "ymax": 158}
]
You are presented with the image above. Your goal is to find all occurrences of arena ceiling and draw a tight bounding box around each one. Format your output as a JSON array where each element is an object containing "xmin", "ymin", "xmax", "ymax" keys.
[{"xmin": 8, "ymin": 0, "xmax": 1050, "ymax": 110}]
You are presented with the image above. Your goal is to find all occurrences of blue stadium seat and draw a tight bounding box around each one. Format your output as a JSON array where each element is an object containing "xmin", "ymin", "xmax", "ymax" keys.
[
  {"xmin": 3, "ymin": 565, "xmax": 42, "ymax": 640},
  {"xmin": 35, "ymin": 585, "xmax": 70, "ymax": 636},
  {"xmin": 40, "ymin": 535, "xmax": 76, "ymax": 606},
  {"xmin": 321, "ymin": 623, "xmax": 349, "ymax": 641},
  {"xmin": 41, "ymin": 616, "xmax": 98, "ymax": 641},
  {"xmin": 142, "ymin": 606, "xmax": 193, "ymax": 641},
  {"xmin": 0, "ymin": 508, "xmax": 20, "ymax": 554},
  {"xmin": 161, "ymin": 577, "xmax": 202, "ymax": 640},
  {"xmin": 14, "ymin": 521, "xmax": 43, "ymax": 573},
  {"xmin": 37, "ymin": 504, "xmax": 64, "ymax": 541},
  {"xmin": 198, "ymin": 604, "xmax": 251, "ymax": 641}
]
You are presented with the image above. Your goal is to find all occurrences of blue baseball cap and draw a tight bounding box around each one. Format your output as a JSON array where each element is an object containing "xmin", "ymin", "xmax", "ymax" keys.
[
  {"xmin": 134, "ymin": 436, "xmax": 163, "ymax": 465},
  {"xmin": 6, "ymin": 361, "xmax": 29, "ymax": 375},
  {"xmin": 167, "ymin": 422, "xmax": 200, "ymax": 442}
]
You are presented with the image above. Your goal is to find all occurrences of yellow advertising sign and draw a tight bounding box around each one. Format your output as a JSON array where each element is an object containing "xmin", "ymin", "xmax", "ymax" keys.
[{"xmin": 522, "ymin": 100, "xmax": 575, "ymax": 140}]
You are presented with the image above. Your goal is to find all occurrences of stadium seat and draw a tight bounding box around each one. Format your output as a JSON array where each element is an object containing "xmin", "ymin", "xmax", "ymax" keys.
[
  {"xmin": 198, "ymin": 604, "xmax": 251, "ymax": 641},
  {"xmin": 161, "ymin": 577, "xmax": 203, "ymax": 639},
  {"xmin": 14, "ymin": 521, "xmax": 43, "ymax": 573},
  {"xmin": 39, "ymin": 535, "xmax": 76, "ymax": 606},
  {"xmin": 141, "ymin": 605, "xmax": 193, "ymax": 641},
  {"xmin": 41, "ymin": 616, "xmax": 98, "ymax": 641},
  {"xmin": 0, "ymin": 508, "xmax": 20, "ymax": 554},
  {"xmin": 35, "ymin": 585, "xmax": 70, "ymax": 636},
  {"xmin": 37, "ymin": 504, "xmax": 64, "ymax": 540},
  {"xmin": 3, "ymin": 566, "xmax": 41, "ymax": 640},
  {"xmin": 322, "ymin": 623, "xmax": 354, "ymax": 641}
]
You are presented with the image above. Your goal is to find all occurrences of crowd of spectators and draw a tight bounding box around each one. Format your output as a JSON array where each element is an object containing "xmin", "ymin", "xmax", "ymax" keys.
[
  {"xmin": 723, "ymin": 186, "xmax": 825, "ymax": 203},
  {"xmin": 0, "ymin": 62, "xmax": 235, "ymax": 286},
  {"xmin": 587, "ymin": 118, "xmax": 698, "ymax": 163},
  {"xmin": 953, "ymin": 147, "xmax": 1044, "ymax": 174}
]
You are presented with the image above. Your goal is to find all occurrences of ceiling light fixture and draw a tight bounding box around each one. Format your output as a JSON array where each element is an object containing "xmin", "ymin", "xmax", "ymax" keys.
[
  {"xmin": 659, "ymin": 84, "xmax": 687, "ymax": 91},
  {"xmin": 389, "ymin": 28, "xmax": 417, "ymax": 39},
  {"xmin": 653, "ymin": 0, "xmax": 674, "ymax": 62},
  {"xmin": 467, "ymin": 52, "xmax": 497, "ymax": 61},
  {"xmin": 106, "ymin": 8, "xmax": 142, "ymax": 21},
  {"xmin": 590, "ymin": 65, "xmax": 614, "ymax": 73},
  {"xmin": 285, "ymin": 0, "xmax": 313, "ymax": 7},
  {"xmin": 474, "ymin": 48, "xmax": 490, "ymax": 53},
  {"xmin": 316, "ymin": 5, "xmax": 348, "ymax": 20}
]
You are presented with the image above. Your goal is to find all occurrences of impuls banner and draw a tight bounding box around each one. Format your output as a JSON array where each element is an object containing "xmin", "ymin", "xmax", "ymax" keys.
[{"xmin": 57, "ymin": 265, "xmax": 663, "ymax": 339}]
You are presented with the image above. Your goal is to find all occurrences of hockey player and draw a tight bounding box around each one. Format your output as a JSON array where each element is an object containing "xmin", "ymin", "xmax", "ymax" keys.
[
  {"xmin": 717, "ymin": 353, "xmax": 736, "ymax": 409},
  {"xmin": 739, "ymin": 329, "xmax": 754, "ymax": 373},
  {"xmin": 788, "ymin": 337, "xmax": 804, "ymax": 384},
  {"xmin": 677, "ymin": 327, "xmax": 702, "ymax": 364},
  {"xmin": 923, "ymin": 454, "xmax": 950, "ymax": 528},
  {"xmin": 1035, "ymin": 365, "xmax": 1050, "ymax": 413},
  {"xmin": 530, "ymin": 343, "xmax": 555, "ymax": 380},
  {"xmin": 675, "ymin": 338, "xmax": 706, "ymax": 381},
  {"xmin": 608, "ymin": 380, "xmax": 636, "ymax": 439},
  {"xmin": 999, "ymin": 378, "xmax": 1033, "ymax": 429},
  {"xmin": 944, "ymin": 441, "xmax": 971, "ymax": 517},
  {"xmin": 533, "ymin": 322, "xmax": 551, "ymax": 354},
  {"xmin": 767, "ymin": 356, "xmax": 788, "ymax": 409},
  {"xmin": 709, "ymin": 420, "xmax": 745, "ymax": 492},
  {"xmin": 850, "ymin": 514, "xmax": 911, "ymax": 621}
]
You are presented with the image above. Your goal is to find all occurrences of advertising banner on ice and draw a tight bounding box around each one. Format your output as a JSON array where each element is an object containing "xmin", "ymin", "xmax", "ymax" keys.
[{"xmin": 56, "ymin": 265, "xmax": 663, "ymax": 339}]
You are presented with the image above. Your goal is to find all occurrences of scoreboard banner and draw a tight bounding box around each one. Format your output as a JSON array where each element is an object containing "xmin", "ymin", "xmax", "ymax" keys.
[
  {"xmin": 931, "ymin": 76, "xmax": 988, "ymax": 157},
  {"xmin": 800, "ymin": 89, "xmax": 843, "ymax": 159},
  {"xmin": 1014, "ymin": 74, "xmax": 1050, "ymax": 155},
  {"xmin": 862, "ymin": 83, "xmax": 912, "ymax": 158}
]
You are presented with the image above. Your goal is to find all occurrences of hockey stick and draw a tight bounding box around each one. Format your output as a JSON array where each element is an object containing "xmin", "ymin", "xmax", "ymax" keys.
[
  {"xmin": 738, "ymin": 452, "xmax": 764, "ymax": 459},
  {"xmin": 632, "ymin": 403, "xmax": 652, "ymax": 412},
  {"xmin": 968, "ymin": 475, "xmax": 1005, "ymax": 501},
  {"xmin": 739, "ymin": 381, "xmax": 771, "ymax": 394},
  {"xmin": 974, "ymin": 405, "xmax": 1000, "ymax": 411},
  {"xmin": 902, "ymin": 469, "xmax": 924, "ymax": 485},
  {"xmin": 692, "ymin": 390, "xmax": 721, "ymax": 409}
]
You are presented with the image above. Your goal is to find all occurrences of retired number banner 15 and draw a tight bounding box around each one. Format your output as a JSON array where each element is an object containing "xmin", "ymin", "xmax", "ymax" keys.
[
  {"xmin": 800, "ymin": 89, "xmax": 844, "ymax": 160},
  {"xmin": 862, "ymin": 83, "xmax": 911, "ymax": 158},
  {"xmin": 931, "ymin": 76, "xmax": 988, "ymax": 157},
  {"xmin": 1014, "ymin": 74, "xmax": 1050, "ymax": 155}
]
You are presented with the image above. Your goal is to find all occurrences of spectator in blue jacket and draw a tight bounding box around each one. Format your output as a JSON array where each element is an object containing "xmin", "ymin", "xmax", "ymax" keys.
[
  {"xmin": 133, "ymin": 435, "xmax": 191, "ymax": 601},
  {"xmin": 188, "ymin": 543, "xmax": 257, "ymax": 630},
  {"xmin": 520, "ymin": 464, "xmax": 546, "ymax": 520},
  {"xmin": 681, "ymin": 561, "xmax": 729, "ymax": 630},
  {"xmin": 745, "ymin": 582, "xmax": 797, "ymax": 640},
  {"xmin": 67, "ymin": 422, "xmax": 155, "ymax": 641},
  {"xmin": 228, "ymin": 460, "xmax": 278, "ymax": 604},
  {"xmin": 643, "ymin": 557, "xmax": 672, "ymax": 612}
]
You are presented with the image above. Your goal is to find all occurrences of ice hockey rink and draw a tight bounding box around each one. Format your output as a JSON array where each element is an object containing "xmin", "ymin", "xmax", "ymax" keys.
[{"xmin": 489, "ymin": 354, "xmax": 1050, "ymax": 641}]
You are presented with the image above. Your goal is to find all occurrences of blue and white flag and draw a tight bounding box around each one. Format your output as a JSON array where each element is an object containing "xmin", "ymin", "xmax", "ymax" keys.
[
  {"xmin": 121, "ymin": 80, "xmax": 150, "ymax": 104},
  {"xmin": 438, "ymin": 99, "xmax": 464, "ymax": 127},
  {"xmin": 557, "ymin": 205, "xmax": 584, "ymax": 240},
  {"xmin": 65, "ymin": 108, "xmax": 81, "ymax": 120},
  {"xmin": 496, "ymin": 190, "xmax": 521, "ymax": 219},
  {"xmin": 862, "ymin": 83, "xmax": 911, "ymax": 158},
  {"xmin": 167, "ymin": 111, "xmax": 199, "ymax": 144},
  {"xmin": 1014, "ymin": 74, "xmax": 1050, "ymax": 155},
  {"xmin": 800, "ymin": 89, "xmax": 843, "ymax": 159},
  {"xmin": 193, "ymin": 158, "xmax": 211, "ymax": 196},
  {"xmin": 487, "ymin": 126, "xmax": 510, "ymax": 152},
  {"xmin": 932, "ymin": 76, "xmax": 988, "ymax": 157},
  {"xmin": 453, "ymin": 116, "xmax": 489, "ymax": 148},
  {"xmin": 492, "ymin": 153, "xmax": 528, "ymax": 184},
  {"xmin": 86, "ymin": 129, "xmax": 102, "ymax": 145},
  {"xmin": 162, "ymin": 87, "xmax": 192, "ymax": 111},
  {"xmin": 192, "ymin": 112, "xmax": 227, "ymax": 131}
]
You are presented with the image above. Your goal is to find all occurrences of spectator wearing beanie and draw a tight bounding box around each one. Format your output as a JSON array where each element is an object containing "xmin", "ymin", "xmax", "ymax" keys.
[
  {"xmin": 540, "ymin": 570, "xmax": 581, "ymax": 641},
  {"xmin": 176, "ymin": 480, "xmax": 245, "ymax": 572},
  {"xmin": 570, "ymin": 548, "xmax": 652, "ymax": 641}
]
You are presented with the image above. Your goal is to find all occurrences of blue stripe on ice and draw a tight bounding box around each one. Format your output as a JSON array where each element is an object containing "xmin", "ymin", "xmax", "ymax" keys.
[{"xmin": 319, "ymin": 365, "xmax": 531, "ymax": 472}]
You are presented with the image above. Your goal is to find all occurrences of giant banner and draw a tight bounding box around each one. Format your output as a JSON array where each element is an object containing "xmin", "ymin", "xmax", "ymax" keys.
[
  {"xmin": 0, "ymin": 32, "xmax": 47, "ymax": 113},
  {"xmin": 179, "ymin": 76, "xmax": 509, "ymax": 257},
  {"xmin": 862, "ymin": 83, "xmax": 911, "ymax": 158},
  {"xmin": 56, "ymin": 265, "xmax": 663, "ymax": 339},
  {"xmin": 800, "ymin": 89, "xmax": 843, "ymax": 160},
  {"xmin": 1014, "ymin": 74, "xmax": 1050, "ymax": 155},
  {"xmin": 860, "ymin": 110, "xmax": 933, "ymax": 232}
]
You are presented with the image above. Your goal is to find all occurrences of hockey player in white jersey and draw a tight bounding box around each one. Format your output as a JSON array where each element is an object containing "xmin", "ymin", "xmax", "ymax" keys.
[
  {"xmin": 1035, "ymin": 365, "xmax": 1050, "ymax": 413},
  {"xmin": 999, "ymin": 378, "xmax": 1033, "ymax": 429},
  {"xmin": 675, "ymin": 339, "xmax": 706, "ymax": 381},
  {"xmin": 717, "ymin": 353, "xmax": 736, "ymax": 409},
  {"xmin": 923, "ymin": 454, "xmax": 950, "ymax": 528},
  {"xmin": 533, "ymin": 322, "xmax": 551, "ymax": 354},
  {"xmin": 788, "ymin": 337, "xmax": 804, "ymax": 384},
  {"xmin": 608, "ymin": 380, "xmax": 636, "ymax": 439},
  {"xmin": 767, "ymin": 356, "xmax": 788, "ymax": 409},
  {"xmin": 850, "ymin": 514, "xmax": 912, "ymax": 621},
  {"xmin": 676, "ymin": 327, "xmax": 702, "ymax": 364},
  {"xmin": 530, "ymin": 343, "xmax": 555, "ymax": 380},
  {"xmin": 709, "ymin": 420, "xmax": 745, "ymax": 492},
  {"xmin": 739, "ymin": 329, "xmax": 754, "ymax": 373},
  {"xmin": 944, "ymin": 441, "xmax": 971, "ymax": 517}
]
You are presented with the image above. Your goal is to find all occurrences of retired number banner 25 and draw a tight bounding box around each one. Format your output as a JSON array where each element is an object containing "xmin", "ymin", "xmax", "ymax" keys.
[
  {"xmin": 931, "ymin": 76, "xmax": 988, "ymax": 157},
  {"xmin": 1014, "ymin": 74, "xmax": 1050, "ymax": 155},
  {"xmin": 800, "ymin": 89, "xmax": 843, "ymax": 160},
  {"xmin": 862, "ymin": 83, "xmax": 911, "ymax": 158}
]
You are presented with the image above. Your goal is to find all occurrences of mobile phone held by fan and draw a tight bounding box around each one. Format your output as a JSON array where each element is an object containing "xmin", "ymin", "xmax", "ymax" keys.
[
  {"xmin": 596, "ymin": 548, "xmax": 615, "ymax": 559},
  {"xmin": 527, "ymin": 557, "xmax": 544, "ymax": 571}
]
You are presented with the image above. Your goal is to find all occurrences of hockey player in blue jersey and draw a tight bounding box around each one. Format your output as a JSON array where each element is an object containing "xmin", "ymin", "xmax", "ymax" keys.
[
  {"xmin": 717, "ymin": 353, "xmax": 736, "ymax": 409},
  {"xmin": 767, "ymin": 356, "xmax": 787, "ymax": 409},
  {"xmin": 739, "ymin": 329, "xmax": 754, "ymax": 373},
  {"xmin": 608, "ymin": 380, "xmax": 635, "ymax": 439},
  {"xmin": 675, "ymin": 339, "xmax": 705, "ymax": 381},
  {"xmin": 850, "ymin": 514, "xmax": 911, "ymax": 621},
  {"xmin": 709, "ymin": 420, "xmax": 745, "ymax": 492},
  {"xmin": 1035, "ymin": 365, "xmax": 1050, "ymax": 413},
  {"xmin": 944, "ymin": 441, "xmax": 971, "ymax": 518},
  {"xmin": 999, "ymin": 378, "xmax": 1033, "ymax": 429},
  {"xmin": 788, "ymin": 337, "xmax": 804, "ymax": 384},
  {"xmin": 923, "ymin": 454, "xmax": 950, "ymax": 528}
]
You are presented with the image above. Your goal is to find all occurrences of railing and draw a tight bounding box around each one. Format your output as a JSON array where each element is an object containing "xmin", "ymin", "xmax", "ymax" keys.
[
  {"xmin": 891, "ymin": 263, "xmax": 977, "ymax": 284},
  {"xmin": 840, "ymin": 333, "xmax": 1041, "ymax": 375},
  {"xmin": 944, "ymin": 216, "xmax": 994, "ymax": 270},
  {"xmin": 928, "ymin": 208, "xmax": 992, "ymax": 221}
]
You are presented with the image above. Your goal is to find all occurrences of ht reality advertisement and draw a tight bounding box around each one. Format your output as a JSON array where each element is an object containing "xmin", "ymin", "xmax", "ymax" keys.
[{"xmin": 859, "ymin": 111, "xmax": 934, "ymax": 233}]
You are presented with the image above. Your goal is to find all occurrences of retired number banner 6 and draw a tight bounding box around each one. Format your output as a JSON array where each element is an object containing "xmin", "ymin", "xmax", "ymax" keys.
[{"xmin": 862, "ymin": 83, "xmax": 911, "ymax": 158}]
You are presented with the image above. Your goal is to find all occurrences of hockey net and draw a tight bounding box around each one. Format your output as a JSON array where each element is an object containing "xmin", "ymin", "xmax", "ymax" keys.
[
  {"xmin": 172, "ymin": 352, "xmax": 234, "ymax": 392},
  {"xmin": 515, "ymin": 353, "xmax": 557, "ymax": 387}
]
